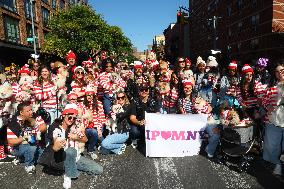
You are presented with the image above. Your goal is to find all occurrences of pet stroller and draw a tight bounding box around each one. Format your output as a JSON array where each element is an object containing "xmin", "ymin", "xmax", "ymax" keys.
[{"xmin": 217, "ymin": 122, "xmax": 260, "ymax": 172}]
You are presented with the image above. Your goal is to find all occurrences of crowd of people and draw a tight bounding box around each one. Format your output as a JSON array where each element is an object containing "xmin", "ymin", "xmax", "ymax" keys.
[{"xmin": 0, "ymin": 50, "xmax": 283, "ymax": 188}]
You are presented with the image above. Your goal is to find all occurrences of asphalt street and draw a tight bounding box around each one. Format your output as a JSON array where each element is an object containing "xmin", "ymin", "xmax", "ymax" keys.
[{"xmin": 0, "ymin": 146, "xmax": 283, "ymax": 189}]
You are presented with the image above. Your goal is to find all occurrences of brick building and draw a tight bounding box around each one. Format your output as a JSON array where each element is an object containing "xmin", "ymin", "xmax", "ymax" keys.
[
  {"xmin": 189, "ymin": 0, "xmax": 284, "ymax": 66},
  {"xmin": 0, "ymin": 0, "xmax": 87, "ymax": 66}
]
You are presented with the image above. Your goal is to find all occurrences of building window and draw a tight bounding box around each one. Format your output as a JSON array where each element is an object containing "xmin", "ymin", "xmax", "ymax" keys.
[
  {"xmin": 237, "ymin": 43, "xmax": 241, "ymax": 52},
  {"xmin": 250, "ymin": 38, "xmax": 259, "ymax": 50},
  {"xmin": 60, "ymin": 0, "xmax": 65, "ymax": 9},
  {"xmin": 238, "ymin": 22, "xmax": 243, "ymax": 33},
  {"xmin": 69, "ymin": 0, "xmax": 76, "ymax": 5},
  {"xmin": 4, "ymin": 16, "xmax": 20, "ymax": 43},
  {"xmin": 25, "ymin": 0, "xmax": 36, "ymax": 20},
  {"xmin": 251, "ymin": 14, "xmax": 260, "ymax": 26},
  {"xmin": 52, "ymin": 0, "xmax": 57, "ymax": 9},
  {"xmin": 237, "ymin": 0, "xmax": 243, "ymax": 11},
  {"xmin": 227, "ymin": 5, "xmax": 232, "ymax": 16},
  {"xmin": 252, "ymin": 0, "xmax": 258, "ymax": 8},
  {"xmin": 0, "ymin": 0, "xmax": 17, "ymax": 13},
  {"xmin": 42, "ymin": 7, "xmax": 50, "ymax": 27}
]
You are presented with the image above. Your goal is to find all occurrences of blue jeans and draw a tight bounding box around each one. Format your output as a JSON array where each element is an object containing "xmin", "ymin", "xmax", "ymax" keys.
[
  {"xmin": 64, "ymin": 147, "xmax": 103, "ymax": 178},
  {"xmin": 263, "ymin": 123, "xmax": 284, "ymax": 165},
  {"xmin": 46, "ymin": 108, "xmax": 61, "ymax": 125},
  {"xmin": 205, "ymin": 123, "xmax": 220, "ymax": 156},
  {"xmin": 130, "ymin": 125, "xmax": 145, "ymax": 140},
  {"xmin": 102, "ymin": 93, "xmax": 112, "ymax": 115},
  {"xmin": 12, "ymin": 144, "xmax": 37, "ymax": 166},
  {"xmin": 101, "ymin": 133, "xmax": 129, "ymax": 154},
  {"xmin": 86, "ymin": 128, "xmax": 98, "ymax": 152}
]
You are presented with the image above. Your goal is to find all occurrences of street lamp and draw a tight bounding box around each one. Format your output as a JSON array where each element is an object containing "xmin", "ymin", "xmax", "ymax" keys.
[{"xmin": 30, "ymin": 0, "xmax": 38, "ymax": 60}]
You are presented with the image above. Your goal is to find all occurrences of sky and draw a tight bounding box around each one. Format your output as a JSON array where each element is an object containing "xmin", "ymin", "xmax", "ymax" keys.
[{"xmin": 89, "ymin": 0, "xmax": 189, "ymax": 52}]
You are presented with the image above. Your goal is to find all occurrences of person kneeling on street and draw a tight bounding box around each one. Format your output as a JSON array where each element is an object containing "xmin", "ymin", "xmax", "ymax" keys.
[{"xmin": 47, "ymin": 104, "xmax": 103, "ymax": 189}]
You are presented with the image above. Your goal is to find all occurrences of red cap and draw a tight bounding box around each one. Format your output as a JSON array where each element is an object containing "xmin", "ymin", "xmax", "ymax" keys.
[{"xmin": 228, "ymin": 60, "xmax": 237, "ymax": 69}]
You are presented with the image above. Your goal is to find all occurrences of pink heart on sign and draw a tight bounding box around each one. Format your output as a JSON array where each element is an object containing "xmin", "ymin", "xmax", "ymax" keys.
[{"xmin": 161, "ymin": 131, "xmax": 171, "ymax": 140}]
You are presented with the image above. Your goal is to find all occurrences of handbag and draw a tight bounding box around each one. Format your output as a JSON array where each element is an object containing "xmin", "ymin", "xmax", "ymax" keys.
[{"xmin": 38, "ymin": 145, "xmax": 65, "ymax": 171}]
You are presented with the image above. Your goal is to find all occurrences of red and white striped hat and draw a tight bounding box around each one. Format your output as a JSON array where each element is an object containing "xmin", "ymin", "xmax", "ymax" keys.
[
  {"xmin": 182, "ymin": 77, "xmax": 195, "ymax": 86},
  {"xmin": 18, "ymin": 64, "xmax": 30, "ymax": 75},
  {"xmin": 228, "ymin": 60, "xmax": 237, "ymax": 69},
  {"xmin": 134, "ymin": 61, "xmax": 143, "ymax": 69},
  {"xmin": 241, "ymin": 64, "xmax": 254, "ymax": 75},
  {"xmin": 62, "ymin": 103, "xmax": 78, "ymax": 115}
]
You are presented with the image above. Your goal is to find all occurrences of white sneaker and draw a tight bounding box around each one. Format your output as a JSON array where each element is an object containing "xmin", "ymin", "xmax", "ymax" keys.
[
  {"xmin": 273, "ymin": 164, "xmax": 282, "ymax": 176},
  {"xmin": 131, "ymin": 140, "xmax": 138, "ymax": 149},
  {"xmin": 117, "ymin": 144, "xmax": 127, "ymax": 155},
  {"xmin": 88, "ymin": 152, "xmax": 98, "ymax": 160},
  {"xmin": 63, "ymin": 175, "xmax": 71, "ymax": 189},
  {"xmin": 25, "ymin": 165, "xmax": 35, "ymax": 174},
  {"xmin": 207, "ymin": 153, "xmax": 214, "ymax": 158}
]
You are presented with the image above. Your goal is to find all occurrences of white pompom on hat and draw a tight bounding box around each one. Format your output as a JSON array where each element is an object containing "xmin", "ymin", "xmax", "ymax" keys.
[
  {"xmin": 62, "ymin": 103, "xmax": 78, "ymax": 115},
  {"xmin": 206, "ymin": 56, "xmax": 218, "ymax": 67},
  {"xmin": 196, "ymin": 56, "xmax": 206, "ymax": 66}
]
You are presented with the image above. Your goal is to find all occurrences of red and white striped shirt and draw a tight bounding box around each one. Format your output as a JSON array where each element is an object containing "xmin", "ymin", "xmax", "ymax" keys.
[
  {"xmin": 236, "ymin": 81, "xmax": 265, "ymax": 108},
  {"xmin": 98, "ymin": 72, "xmax": 113, "ymax": 95},
  {"xmin": 163, "ymin": 88, "xmax": 179, "ymax": 108},
  {"xmin": 71, "ymin": 80, "xmax": 86, "ymax": 101},
  {"xmin": 262, "ymin": 86, "xmax": 279, "ymax": 123},
  {"xmin": 33, "ymin": 81, "xmax": 57, "ymax": 109},
  {"xmin": 81, "ymin": 100, "xmax": 106, "ymax": 132}
]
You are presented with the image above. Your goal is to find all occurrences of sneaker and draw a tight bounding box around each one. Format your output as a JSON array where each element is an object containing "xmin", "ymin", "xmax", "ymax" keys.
[
  {"xmin": 25, "ymin": 165, "xmax": 35, "ymax": 174},
  {"xmin": 273, "ymin": 164, "xmax": 282, "ymax": 176},
  {"xmin": 207, "ymin": 153, "xmax": 214, "ymax": 158},
  {"xmin": 0, "ymin": 156, "xmax": 14, "ymax": 164},
  {"xmin": 131, "ymin": 140, "xmax": 138, "ymax": 149},
  {"xmin": 63, "ymin": 175, "xmax": 71, "ymax": 189},
  {"xmin": 117, "ymin": 144, "xmax": 127, "ymax": 155},
  {"xmin": 88, "ymin": 152, "xmax": 98, "ymax": 160}
]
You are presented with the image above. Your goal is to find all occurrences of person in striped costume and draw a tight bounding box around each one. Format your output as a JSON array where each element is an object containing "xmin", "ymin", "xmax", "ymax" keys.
[
  {"xmin": 98, "ymin": 59, "xmax": 115, "ymax": 115},
  {"xmin": 237, "ymin": 64, "xmax": 266, "ymax": 120},
  {"xmin": 262, "ymin": 62, "xmax": 284, "ymax": 176},
  {"xmin": 219, "ymin": 60, "xmax": 241, "ymax": 107},
  {"xmin": 162, "ymin": 72, "xmax": 182, "ymax": 114},
  {"xmin": 33, "ymin": 66, "xmax": 59, "ymax": 125},
  {"xmin": 178, "ymin": 78, "xmax": 195, "ymax": 114},
  {"xmin": 80, "ymin": 86, "xmax": 106, "ymax": 160},
  {"xmin": 71, "ymin": 66, "xmax": 87, "ymax": 102}
]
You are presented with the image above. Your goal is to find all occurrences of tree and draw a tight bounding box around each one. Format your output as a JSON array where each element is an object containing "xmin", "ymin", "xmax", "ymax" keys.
[{"xmin": 42, "ymin": 5, "xmax": 133, "ymax": 61}]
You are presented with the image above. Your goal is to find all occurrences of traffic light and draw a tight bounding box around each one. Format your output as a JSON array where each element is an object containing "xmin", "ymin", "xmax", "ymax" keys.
[
  {"xmin": 177, "ymin": 11, "xmax": 182, "ymax": 23},
  {"xmin": 177, "ymin": 11, "xmax": 188, "ymax": 24}
]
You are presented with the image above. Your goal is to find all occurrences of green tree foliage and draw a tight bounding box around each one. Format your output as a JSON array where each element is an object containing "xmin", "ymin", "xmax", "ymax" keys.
[{"xmin": 42, "ymin": 5, "xmax": 133, "ymax": 60}]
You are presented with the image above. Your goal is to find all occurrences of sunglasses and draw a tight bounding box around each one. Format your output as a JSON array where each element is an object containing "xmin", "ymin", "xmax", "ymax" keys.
[
  {"xmin": 179, "ymin": 61, "xmax": 185, "ymax": 63},
  {"xmin": 140, "ymin": 88, "xmax": 149, "ymax": 92},
  {"xmin": 76, "ymin": 71, "xmax": 84, "ymax": 75},
  {"xmin": 117, "ymin": 96, "xmax": 125, "ymax": 100},
  {"xmin": 67, "ymin": 115, "xmax": 77, "ymax": 121}
]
